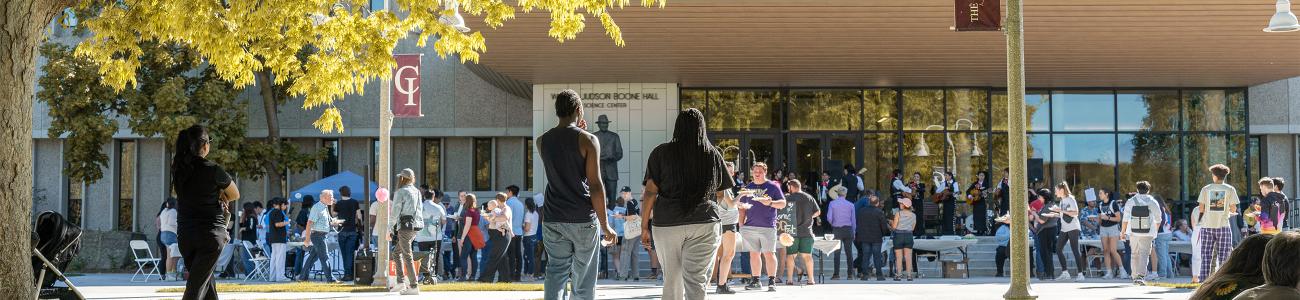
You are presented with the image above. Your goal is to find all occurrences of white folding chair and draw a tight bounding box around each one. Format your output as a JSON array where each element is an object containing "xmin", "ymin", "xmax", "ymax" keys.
[
  {"xmin": 241, "ymin": 241, "xmax": 271, "ymax": 282},
  {"xmin": 129, "ymin": 240, "xmax": 162, "ymax": 282}
]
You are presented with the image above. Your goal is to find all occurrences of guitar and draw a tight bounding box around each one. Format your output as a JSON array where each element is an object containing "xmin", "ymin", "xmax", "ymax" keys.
[
  {"xmin": 931, "ymin": 190, "xmax": 951, "ymax": 204},
  {"xmin": 966, "ymin": 187, "xmax": 986, "ymax": 206}
]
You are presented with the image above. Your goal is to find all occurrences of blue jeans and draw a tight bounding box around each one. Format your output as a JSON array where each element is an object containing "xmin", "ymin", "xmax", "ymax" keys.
[
  {"xmin": 1155, "ymin": 232, "xmax": 1173, "ymax": 278},
  {"xmin": 336, "ymin": 231, "xmax": 360, "ymax": 278},
  {"xmin": 523, "ymin": 235, "xmax": 539, "ymax": 276},
  {"xmin": 857, "ymin": 241, "xmax": 884, "ymax": 276},
  {"xmin": 542, "ymin": 221, "xmax": 600, "ymax": 300},
  {"xmin": 738, "ymin": 252, "xmax": 751, "ymax": 274},
  {"xmin": 298, "ymin": 233, "xmax": 336, "ymax": 281}
]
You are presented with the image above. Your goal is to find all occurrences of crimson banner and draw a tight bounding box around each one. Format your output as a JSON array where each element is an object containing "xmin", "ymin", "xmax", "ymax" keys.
[
  {"xmin": 954, "ymin": 0, "xmax": 1000, "ymax": 31},
  {"xmin": 392, "ymin": 54, "xmax": 423, "ymax": 118}
]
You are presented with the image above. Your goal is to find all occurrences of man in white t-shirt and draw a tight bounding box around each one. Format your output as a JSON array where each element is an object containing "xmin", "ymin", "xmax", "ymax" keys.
[
  {"xmin": 416, "ymin": 190, "xmax": 447, "ymax": 282},
  {"xmin": 1195, "ymin": 164, "xmax": 1240, "ymax": 281}
]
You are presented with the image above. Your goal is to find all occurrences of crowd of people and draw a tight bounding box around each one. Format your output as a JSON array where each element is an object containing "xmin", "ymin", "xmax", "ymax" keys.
[{"xmin": 161, "ymin": 90, "xmax": 1300, "ymax": 300}]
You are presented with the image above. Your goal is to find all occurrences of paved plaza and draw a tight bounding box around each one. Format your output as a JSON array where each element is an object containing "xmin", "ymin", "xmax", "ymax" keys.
[{"xmin": 72, "ymin": 274, "xmax": 1192, "ymax": 300}]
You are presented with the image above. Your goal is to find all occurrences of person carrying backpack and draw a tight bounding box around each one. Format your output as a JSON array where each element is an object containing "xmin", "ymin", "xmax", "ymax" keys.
[{"xmin": 1122, "ymin": 181, "xmax": 1164, "ymax": 286}]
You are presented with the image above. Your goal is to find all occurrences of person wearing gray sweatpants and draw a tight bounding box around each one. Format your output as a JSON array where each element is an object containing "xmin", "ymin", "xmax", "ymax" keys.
[{"xmin": 640, "ymin": 109, "xmax": 734, "ymax": 300}]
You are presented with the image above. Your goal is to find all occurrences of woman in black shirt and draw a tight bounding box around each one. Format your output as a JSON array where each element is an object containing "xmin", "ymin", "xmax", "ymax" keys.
[
  {"xmin": 172, "ymin": 125, "xmax": 239, "ymax": 300},
  {"xmin": 1031, "ymin": 188, "xmax": 1060, "ymax": 281},
  {"xmin": 641, "ymin": 109, "xmax": 734, "ymax": 299}
]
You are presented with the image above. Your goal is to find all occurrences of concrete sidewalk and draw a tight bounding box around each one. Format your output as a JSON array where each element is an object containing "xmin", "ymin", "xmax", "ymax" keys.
[{"xmin": 65, "ymin": 273, "xmax": 1193, "ymax": 299}]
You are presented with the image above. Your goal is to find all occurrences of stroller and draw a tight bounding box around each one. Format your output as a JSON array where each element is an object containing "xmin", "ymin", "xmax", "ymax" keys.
[{"xmin": 32, "ymin": 211, "xmax": 85, "ymax": 300}]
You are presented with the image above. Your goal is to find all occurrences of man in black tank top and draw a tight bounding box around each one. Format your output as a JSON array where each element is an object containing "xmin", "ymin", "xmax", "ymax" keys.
[{"xmin": 536, "ymin": 90, "xmax": 616, "ymax": 300}]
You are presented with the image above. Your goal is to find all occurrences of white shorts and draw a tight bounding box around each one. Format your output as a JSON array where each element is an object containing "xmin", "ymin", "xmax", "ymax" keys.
[
  {"xmin": 739, "ymin": 226, "xmax": 777, "ymax": 253},
  {"xmin": 167, "ymin": 244, "xmax": 181, "ymax": 257}
]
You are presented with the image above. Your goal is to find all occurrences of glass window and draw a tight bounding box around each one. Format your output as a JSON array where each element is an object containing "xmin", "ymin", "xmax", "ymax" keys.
[
  {"xmin": 792, "ymin": 137, "xmax": 823, "ymax": 182},
  {"xmin": 473, "ymin": 138, "xmax": 493, "ymax": 191},
  {"xmin": 903, "ymin": 132, "xmax": 947, "ymax": 180},
  {"xmin": 707, "ymin": 90, "xmax": 781, "ymax": 131},
  {"xmin": 990, "ymin": 134, "xmax": 1050, "ymax": 188},
  {"xmin": 992, "ymin": 91, "xmax": 1051, "ymax": 132},
  {"xmin": 902, "ymin": 89, "xmax": 945, "ymax": 130},
  {"xmin": 947, "ymin": 89, "xmax": 988, "ymax": 131},
  {"xmin": 951, "ymin": 132, "xmax": 989, "ymax": 183},
  {"xmin": 525, "ymin": 138, "xmax": 534, "ymax": 191},
  {"xmin": 1051, "ymin": 134, "xmax": 1116, "ymax": 194},
  {"xmin": 322, "ymin": 139, "xmax": 340, "ymax": 177},
  {"xmin": 1117, "ymin": 90, "xmax": 1179, "ymax": 131},
  {"xmin": 864, "ymin": 89, "xmax": 898, "ymax": 131},
  {"xmin": 863, "ymin": 133, "xmax": 899, "ymax": 191},
  {"xmin": 828, "ymin": 136, "xmax": 859, "ymax": 174},
  {"xmin": 423, "ymin": 139, "xmax": 442, "ymax": 190},
  {"xmin": 1250, "ymin": 136, "xmax": 1262, "ymax": 196},
  {"xmin": 1183, "ymin": 90, "xmax": 1232, "ymax": 131},
  {"xmin": 67, "ymin": 170, "xmax": 83, "ymax": 227},
  {"xmin": 117, "ymin": 140, "xmax": 135, "ymax": 232},
  {"xmin": 789, "ymin": 90, "xmax": 861, "ymax": 131},
  {"xmin": 1228, "ymin": 90, "xmax": 1247, "ymax": 131},
  {"xmin": 1052, "ymin": 91, "xmax": 1115, "ymax": 131},
  {"xmin": 1183, "ymin": 134, "xmax": 1249, "ymax": 202},
  {"xmin": 681, "ymin": 90, "xmax": 706, "ymax": 112},
  {"xmin": 371, "ymin": 139, "xmax": 380, "ymax": 181},
  {"xmin": 1119, "ymin": 134, "xmax": 1180, "ymax": 201}
]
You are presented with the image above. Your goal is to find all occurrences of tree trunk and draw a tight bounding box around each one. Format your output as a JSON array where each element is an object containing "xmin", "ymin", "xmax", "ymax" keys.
[
  {"xmin": 2, "ymin": 0, "xmax": 67, "ymax": 298},
  {"xmin": 255, "ymin": 70, "xmax": 284, "ymax": 197}
]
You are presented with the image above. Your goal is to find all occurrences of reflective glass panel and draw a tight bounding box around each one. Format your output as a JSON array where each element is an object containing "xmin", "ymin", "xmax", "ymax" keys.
[
  {"xmin": 863, "ymin": 133, "xmax": 899, "ymax": 192},
  {"xmin": 992, "ymin": 91, "xmax": 1051, "ymax": 131},
  {"xmin": 1052, "ymin": 91, "xmax": 1115, "ymax": 131},
  {"xmin": 1117, "ymin": 90, "xmax": 1179, "ymax": 131},
  {"xmin": 865, "ymin": 89, "xmax": 899, "ymax": 131},
  {"xmin": 1183, "ymin": 90, "xmax": 1231, "ymax": 131},
  {"xmin": 708, "ymin": 90, "xmax": 782, "ymax": 131},
  {"xmin": 902, "ymin": 89, "xmax": 945, "ymax": 130},
  {"xmin": 790, "ymin": 90, "xmax": 861, "ymax": 131},
  {"xmin": 1183, "ymin": 134, "xmax": 1249, "ymax": 201},
  {"xmin": 1119, "ymin": 134, "xmax": 1180, "ymax": 201},
  {"xmin": 947, "ymin": 89, "xmax": 988, "ymax": 131},
  {"xmin": 1051, "ymin": 134, "xmax": 1116, "ymax": 195},
  {"xmin": 681, "ymin": 89, "xmax": 706, "ymax": 112}
]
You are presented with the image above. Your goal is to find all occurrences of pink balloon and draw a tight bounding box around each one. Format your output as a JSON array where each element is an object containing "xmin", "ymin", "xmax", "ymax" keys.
[{"xmin": 376, "ymin": 187, "xmax": 390, "ymax": 203}]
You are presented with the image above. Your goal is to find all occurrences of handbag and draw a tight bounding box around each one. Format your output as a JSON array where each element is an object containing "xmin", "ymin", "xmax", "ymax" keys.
[{"xmin": 467, "ymin": 227, "xmax": 486, "ymax": 249}]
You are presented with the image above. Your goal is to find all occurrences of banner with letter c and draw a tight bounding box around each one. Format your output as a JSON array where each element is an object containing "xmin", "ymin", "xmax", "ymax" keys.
[
  {"xmin": 392, "ymin": 54, "xmax": 423, "ymax": 118},
  {"xmin": 954, "ymin": 0, "xmax": 1000, "ymax": 31}
]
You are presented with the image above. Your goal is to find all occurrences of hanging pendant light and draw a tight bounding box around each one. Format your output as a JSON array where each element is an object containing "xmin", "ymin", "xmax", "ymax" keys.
[
  {"xmin": 971, "ymin": 135, "xmax": 983, "ymax": 157},
  {"xmin": 914, "ymin": 134, "xmax": 931, "ymax": 157},
  {"xmin": 1265, "ymin": 0, "xmax": 1300, "ymax": 32}
]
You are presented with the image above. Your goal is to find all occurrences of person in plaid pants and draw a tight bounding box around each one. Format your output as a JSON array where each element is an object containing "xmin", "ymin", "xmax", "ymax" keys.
[{"xmin": 1195, "ymin": 164, "xmax": 1240, "ymax": 280}]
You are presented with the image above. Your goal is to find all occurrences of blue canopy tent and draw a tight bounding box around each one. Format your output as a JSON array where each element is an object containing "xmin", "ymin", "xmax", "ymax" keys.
[{"xmin": 289, "ymin": 171, "xmax": 379, "ymax": 203}]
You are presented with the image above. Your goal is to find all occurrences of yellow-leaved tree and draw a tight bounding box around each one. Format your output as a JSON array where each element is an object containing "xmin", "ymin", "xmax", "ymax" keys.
[{"xmin": 0, "ymin": 0, "xmax": 662, "ymax": 297}]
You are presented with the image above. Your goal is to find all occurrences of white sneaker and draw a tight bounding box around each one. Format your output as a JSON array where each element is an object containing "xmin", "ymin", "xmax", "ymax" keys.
[
  {"xmin": 1075, "ymin": 273, "xmax": 1086, "ymax": 282},
  {"xmin": 400, "ymin": 287, "xmax": 420, "ymax": 295},
  {"xmin": 1103, "ymin": 271, "xmax": 1113, "ymax": 279},
  {"xmin": 389, "ymin": 285, "xmax": 406, "ymax": 293},
  {"xmin": 1056, "ymin": 271, "xmax": 1072, "ymax": 281},
  {"xmin": 1147, "ymin": 275, "xmax": 1161, "ymax": 282},
  {"xmin": 1119, "ymin": 270, "xmax": 1130, "ymax": 279}
]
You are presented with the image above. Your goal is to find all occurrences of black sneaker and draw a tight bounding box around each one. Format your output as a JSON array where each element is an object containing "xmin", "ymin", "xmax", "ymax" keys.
[
  {"xmin": 745, "ymin": 279, "xmax": 762, "ymax": 290},
  {"xmin": 716, "ymin": 285, "xmax": 736, "ymax": 294}
]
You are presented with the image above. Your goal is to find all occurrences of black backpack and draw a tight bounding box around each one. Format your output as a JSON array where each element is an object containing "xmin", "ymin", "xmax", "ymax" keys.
[{"xmin": 1130, "ymin": 199, "xmax": 1153, "ymax": 234}]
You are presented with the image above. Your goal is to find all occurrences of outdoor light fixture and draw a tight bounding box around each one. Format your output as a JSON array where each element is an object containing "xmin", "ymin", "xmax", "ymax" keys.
[
  {"xmin": 914, "ymin": 125, "xmax": 945, "ymax": 157},
  {"xmin": 1266, "ymin": 0, "xmax": 1300, "ymax": 32},
  {"xmin": 439, "ymin": 0, "xmax": 472, "ymax": 33}
]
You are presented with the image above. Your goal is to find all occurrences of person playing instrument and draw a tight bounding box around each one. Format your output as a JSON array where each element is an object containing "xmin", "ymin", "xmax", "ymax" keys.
[
  {"xmin": 966, "ymin": 171, "xmax": 991, "ymax": 235},
  {"xmin": 889, "ymin": 169, "xmax": 912, "ymax": 212},
  {"xmin": 907, "ymin": 172, "xmax": 927, "ymax": 236},
  {"xmin": 937, "ymin": 172, "xmax": 960, "ymax": 235}
]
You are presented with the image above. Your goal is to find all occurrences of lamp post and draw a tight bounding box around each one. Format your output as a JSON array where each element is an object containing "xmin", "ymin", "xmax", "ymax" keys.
[
  {"xmin": 372, "ymin": 0, "xmax": 394, "ymax": 285},
  {"xmin": 1003, "ymin": 0, "xmax": 1034, "ymax": 298}
]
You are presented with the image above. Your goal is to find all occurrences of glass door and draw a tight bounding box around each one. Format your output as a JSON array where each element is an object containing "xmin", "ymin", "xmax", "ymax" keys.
[
  {"xmin": 787, "ymin": 133, "xmax": 863, "ymax": 190},
  {"xmin": 712, "ymin": 133, "xmax": 781, "ymax": 183}
]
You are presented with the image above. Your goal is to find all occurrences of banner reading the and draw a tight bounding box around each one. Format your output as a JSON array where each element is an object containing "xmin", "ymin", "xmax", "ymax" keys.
[{"xmin": 954, "ymin": 0, "xmax": 1000, "ymax": 31}]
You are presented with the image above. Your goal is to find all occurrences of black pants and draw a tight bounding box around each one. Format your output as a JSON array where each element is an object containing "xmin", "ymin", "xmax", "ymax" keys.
[
  {"xmin": 1056, "ymin": 229, "xmax": 1084, "ymax": 274},
  {"xmin": 997, "ymin": 245, "xmax": 1037, "ymax": 277},
  {"xmin": 914, "ymin": 200, "xmax": 927, "ymax": 235},
  {"xmin": 832, "ymin": 235, "xmax": 855, "ymax": 276},
  {"xmin": 299, "ymin": 232, "xmax": 335, "ymax": 281},
  {"xmin": 942, "ymin": 200, "xmax": 956, "ymax": 235},
  {"xmin": 416, "ymin": 241, "xmax": 442, "ymax": 278},
  {"xmin": 178, "ymin": 230, "xmax": 228, "ymax": 300},
  {"xmin": 973, "ymin": 202, "xmax": 988, "ymax": 235},
  {"xmin": 507, "ymin": 236, "xmax": 523, "ymax": 281},
  {"xmin": 479, "ymin": 230, "xmax": 512, "ymax": 282},
  {"xmin": 1035, "ymin": 227, "xmax": 1058, "ymax": 279}
]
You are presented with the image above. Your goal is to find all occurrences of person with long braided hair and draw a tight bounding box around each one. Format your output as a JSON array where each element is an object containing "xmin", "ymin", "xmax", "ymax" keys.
[
  {"xmin": 172, "ymin": 125, "xmax": 240, "ymax": 300},
  {"xmin": 641, "ymin": 108, "xmax": 735, "ymax": 300}
]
